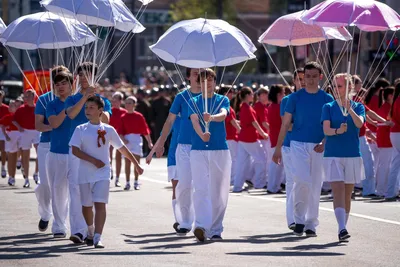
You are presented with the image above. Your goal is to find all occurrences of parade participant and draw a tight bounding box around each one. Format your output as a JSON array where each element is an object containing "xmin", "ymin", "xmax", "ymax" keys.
[
  {"xmin": 149, "ymin": 68, "xmax": 202, "ymax": 236},
  {"xmin": 218, "ymin": 86, "xmax": 240, "ymax": 185},
  {"xmin": 375, "ymin": 87, "xmax": 395, "ymax": 197},
  {"xmin": 233, "ymin": 87, "xmax": 268, "ymax": 192},
  {"xmin": 65, "ymin": 62, "xmax": 112, "ymax": 244},
  {"xmin": 120, "ymin": 96, "xmax": 152, "ymax": 190},
  {"xmin": 0, "ymin": 101, "xmax": 19, "ymax": 186},
  {"xmin": 189, "ymin": 69, "xmax": 231, "ymax": 242},
  {"xmin": 35, "ymin": 65, "xmax": 68, "ymax": 232},
  {"xmin": 322, "ymin": 73, "xmax": 365, "ymax": 242},
  {"xmin": 0, "ymin": 90, "xmax": 9, "ymax": 178},
  {"xmin": 386, "ymin": 81, "xmax": 400, "ymax": 200},
  {"xmin": 13, "ymin": 89, "xmax": 40, "ymax": 188},
  {"xmin": 281, "ymin": 68, "xmax": 305, "ymax": 230},
  {"xmin": 273, "ymin": 61, "xmax": 334, "ymax": 237},
  {"xmin": 266, "ymin": 85, "xmax": 285, "ymax": 194},
  {"xmin": 45, "ymin": 71, "xmax": 74, "ymax": 238},
  {"xmin": 70, "ymin": 96, "xmax": 143, "ymax": 248},
  {"xmin": 109, "ymin": 92, "xmax": 127, "ymax": 187}
]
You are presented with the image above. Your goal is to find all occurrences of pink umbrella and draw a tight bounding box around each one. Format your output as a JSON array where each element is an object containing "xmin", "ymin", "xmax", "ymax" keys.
[
  {"xmin": 301, "ymin": 0, "xmax": 400, "ymax": 32},
  {"xmin": 258, "ymin": 11, "xmax": 352, "ymax": 47}
]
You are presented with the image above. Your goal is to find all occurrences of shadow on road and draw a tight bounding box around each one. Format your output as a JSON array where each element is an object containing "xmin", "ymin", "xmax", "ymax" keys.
[
  {"xmin": 226, "ymin": 251, "xmax": 345, "ymax": 257},
  {"xmin": 78, "ymin": 251, "xmax": 189, "ymax": 256}
]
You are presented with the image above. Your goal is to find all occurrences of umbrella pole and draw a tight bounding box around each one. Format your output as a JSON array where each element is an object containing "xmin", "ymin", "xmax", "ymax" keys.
[
  {"xmin": 205, "ymin": 78, "xmax": 209, "ymax": 132},
  {"xmin": 92, "ymin": 28, "xmax": 99, "ymax": 86}
]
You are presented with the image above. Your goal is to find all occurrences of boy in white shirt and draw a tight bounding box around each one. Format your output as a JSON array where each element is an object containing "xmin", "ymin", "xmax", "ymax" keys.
[{"xmin": 69, "ymin": 96, "xmax": 143, "ymax": 248}]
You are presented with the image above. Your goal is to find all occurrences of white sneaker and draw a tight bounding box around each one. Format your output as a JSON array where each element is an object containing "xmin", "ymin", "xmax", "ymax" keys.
[
  {"xmin": 134, "ymin": 181, "xmax": 140, "ymax": 190},
  {"xmin": 33, "ymin": 173, "xmax": 39, "ymax": 184},
  {"xmin": 16, "ymin": 160, "xmax": 21, "ymax": 170},
  {"xmin": 8, "ymin": 177, "xmax": 15, "ymax": 186},
  {"xmin": 23, "ymin": 179, "xmax": 30, "ymax": 188},
  {"xmin": 1, "ymin": 169, "xmax": 6, "ymax": 178}
]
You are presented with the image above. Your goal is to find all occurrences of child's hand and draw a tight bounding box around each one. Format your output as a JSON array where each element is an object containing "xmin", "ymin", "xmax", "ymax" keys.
[
  {"xmin": 94, "ymin": 159, "xmax": 105, "ymax": 169},
  {"xmin": 146, "ymin": 150, "xmax": 154, "ymax": 165},
  {"xmin": 202, "ymin": 132, "xmax": 211, "ymax": 142},
  {"xmin": 136, "ymin": 164, "xmax": 144, "ymax": 175},
  {"xmin": 337, "ymin": 123, "xmax": 347, "ymax": 134},
  {"xmin": 148, "ymin": 142, "xmax": 153, "ymax": 150},
  {"xmin": 203, "ymin": 113, "xmax": 212, "ymax": 123}
]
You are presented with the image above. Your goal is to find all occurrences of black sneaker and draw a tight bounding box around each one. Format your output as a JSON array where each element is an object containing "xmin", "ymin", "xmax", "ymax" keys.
[
  {"xmin": 288, "ymin": 223, "xmax": 296, "ymax": 231},
  {"xmin": 70, "ymin": 233, "xmax": 84, "ymax": 244},
  {"xmin": 305, "ymin": 229, "xmax": 317, "ymax": 237},
  {"xmin": 86, "ymin": 237, "xmax": 94, "ymax": 246},
  {"xmin": 176, "ymin": 228, "xmax": 190, "ymax": 236},
  {"xmin": 194, "ymin": 227, "xmax": 206, "ymax": 242},
  {"xmin": 38, "ymin": 219, "xmax": 49, "ymax": 232},
  {"xmin": 293, "ymin": 224, "xmax": 305, "ymax": 236},
  {"xmin": 338, "ymin": 229, "xmax": 351, "ymax": 242},
  {"xmin": 54, "ymin": 233, "xmax": 66, "ymax": 238},
  {"xmin": 173, "ymin": 222, "xmax": 180, "ymax": 232},
  {"xmin": 210, "ymin": 235, "xmax": 222, "ymax": 241}
]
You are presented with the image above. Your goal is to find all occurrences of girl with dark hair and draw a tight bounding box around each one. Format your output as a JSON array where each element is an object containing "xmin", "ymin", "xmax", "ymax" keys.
[{"xmin": 233, "ymin": 87, "xmax": 268, "ymax": 192}]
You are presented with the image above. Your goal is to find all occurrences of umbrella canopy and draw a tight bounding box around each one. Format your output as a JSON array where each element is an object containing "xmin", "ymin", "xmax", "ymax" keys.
[
  {"xmin": 301, "ymin": 0, "xmax": 400, "ymax": 32},
  {"xmin": 0, "ymin": 12, "xmax": 97, "ymax": 50},
  {"xmin": 138, "ymin": 0, "xmax": 153, "ymax": 5},
  {"xmin": 40, "ymin": 0, "xmax": 145, "ymax": 33},
  {"xmin": 0, "ymin": 18, "xmax": 6, "ymax": 35},
  {"xmin": 323, "ymin": 27, "xmax": 352, "ymax": 41},
  {"xmin": 150, "ymin": 18, "xmax": 257, "ymax": 68}
]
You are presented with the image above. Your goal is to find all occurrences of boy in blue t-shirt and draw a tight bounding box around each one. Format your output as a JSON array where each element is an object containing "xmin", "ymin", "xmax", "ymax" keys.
[
  {"xmin": 188, "ymin": 69, "xmax": 231, "ymax": 242},
  {"xmin": 273, "ymin": 61, "xmax": 334, "ymax": 237}
]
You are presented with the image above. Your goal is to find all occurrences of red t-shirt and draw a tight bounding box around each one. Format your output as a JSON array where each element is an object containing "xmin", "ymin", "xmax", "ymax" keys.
[
  {"xmin": 267, "ymin": 103, "xmax": 281, "ymax": 148},
  {"xmin": 110, "ymin": 107, "xmax": 127, "ymax": 134},
  {"xmin": 0, "ymin": 113, "xmax": 18, "ymax": 132},
  {"xmin": 391, "ymin": 98, "xmax": 400, "ymax": 133},
  {"xmin": 120, "ymin": 111, "xmax": 151, "ymax": 136},
  {"xmin": 14, "ymin": 104, "xmax": 36, "ymax": 130},
  {"xmin": 225, "ymin": 106, "xmax": 238, "ymax": 141},
  {"xmin": 376, "ymin": 102, "xmax": 392, "ymax": 148},
  {"xmin": 366, "ymin": 95, "xmax": 379, "ymax": 132},
  {"xmin": 0, "ymin": 104, "xmax": 10, "ymax": 119},
  {"xmin": 253, "ymin": 102, "xmax": 269, "ymax": 137},
  {"xmin": 238, "ymin": 103, "xmax": 258, "ymax": 143}
]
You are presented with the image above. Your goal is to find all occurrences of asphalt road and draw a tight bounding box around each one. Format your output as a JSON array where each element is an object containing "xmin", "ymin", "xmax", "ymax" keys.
[{"xmin": 0, "ymin": 157, "xmax": 399, "ymax": 267}]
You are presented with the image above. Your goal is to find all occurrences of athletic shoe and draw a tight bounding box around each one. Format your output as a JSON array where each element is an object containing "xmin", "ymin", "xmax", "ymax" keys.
[
  {"xmin": 210, "ymin": 235, "xmax": 222, "ymax": 241},
  {"xmin": 16, "ymin": 161, "xmax": 21, "ymax": 170},
  {"xmin": 124, "ymin": 183, "xmax": 131, "ymax": 191},
  {"xmin": 194, "ymin": 227, "xmax": 206, "ymax": 242},
  {"xmin": 86, "ymin": 237, "xmax": 94, "ymax": 246},
  {"xmin": 176, "ymin": 228, "xmax": 190, "ymax": 236},
  {"xmin": 94, "ymin": 240, "xmax": 105, "ymax": 248},
  {"xmin": 8, "ymin": 177, "xmax": 15, "ymax": 186},
  {"xmin": 338, "ymin": 229, "xmax": 351, "ymax": 242},
  {"xmin": 293, "ymin": 224, "xmax": 305, "ymax": 236},
  {"xmin": 54, "ymin": 233, "xmax": 66, "ymax": 238},
  {"xmin": 134, "ymin": 182, "xmax": 140, "ymax": 190},
  {"xmin": 288, "ymin": 223, "xmax": 296, "ymax": 231},
  {"xmin": 38, "ymin": 219, "xmax": 49, "ymax": 232},
  {"xmin": 23, "ymin": 179, "xmax": 30, "ymax": 188},
  {"xmin": 1, "ymin": 169, "xmax": 6, "ymax": 178},
  {"xmin": 33, "ymin": 173, "xmax": 39, "ymax": 184},
  {"xmin": 305, "ymin": 229, "xmax": 317, "ymax": 237},
  {"xmin": 70, "ymin": 233, "xmax": 84, "ymax": 244},
  {"xmin": 115, "ymin": 180, "xmax": 121, "ymax": 187},
  {"xmin": 173, "ymin": 222, "xmax": 180, "ymax": 232}
]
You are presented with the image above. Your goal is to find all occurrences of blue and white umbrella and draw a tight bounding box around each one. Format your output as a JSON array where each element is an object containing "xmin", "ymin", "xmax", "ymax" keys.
[
  {"xmin": 0, "ymin": 18, "xmax": 6, "ymax": 35},
  {"xmin": 0, "ymin": 12, "xmax": 96, "ymax": 49},
  {"xmin": 150, "ymin": 18, "xmax": 257, "ymax": 68}
]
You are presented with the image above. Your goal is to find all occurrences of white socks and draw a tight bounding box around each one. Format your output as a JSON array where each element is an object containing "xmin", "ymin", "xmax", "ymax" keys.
[
  {"xmin": 94, "ymin": 233, "xmax": 101, "ymax": 243},
  {"xmin": 172, "ymin": 199, "xmax": 177, "ymax": 222},
  {"xmin": 88, "ymin": 225, "xmax": 95, "ymax": 238},
  {"xmin": 334, "ymin": 207, "xmax": 346, "ymax": 233}
]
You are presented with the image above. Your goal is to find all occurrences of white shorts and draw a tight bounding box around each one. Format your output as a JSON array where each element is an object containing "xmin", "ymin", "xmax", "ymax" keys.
[
  {"xmin": 323, "ymin": 157, "xmax": 365, "ymax": 184},
  {"xmin": 125, "ymin": 134, "xmax": 143, "ymax": 157},
  {"xmin": 0, "ymin": 130, "xmax": 5, "ymax": 141},
  {"xmin": 168, "ymin": 165, "xmax": 177, "ymax": 182},
  {"xmin": 79, "ymin": 180, "xmax": 110, "ymax": 206},
  {"xmin": 19, "ymin": 129, "xmax": 40, "ymax": 150},
  {"xmin": 5, "ymin": 131, "xmax": 21, "ymax": 153}
]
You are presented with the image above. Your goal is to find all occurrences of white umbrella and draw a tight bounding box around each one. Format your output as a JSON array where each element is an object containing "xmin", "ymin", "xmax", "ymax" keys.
[
  {"xmin": 0, "ymin": 18, "xmax": 6, "ymax": 35},
  {"xmin": 150, "ymin": 18, "xmax": 257, "ymax": 68},
  {"xmin": 138, "ymin": 0, "xmax": 153, "ymax": 5},
  {"xmin": 40, "ymin": 0, "xmax": 145, "ymax": 33},
  {"xmin": 0, "ymin": 12, "xmax": 97, "ymax": 49}
]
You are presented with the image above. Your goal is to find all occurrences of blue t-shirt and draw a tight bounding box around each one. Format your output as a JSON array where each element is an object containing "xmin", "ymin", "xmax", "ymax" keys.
[
  {"xmin": 34, "ymin": 92, "xmax": 54, "ymax": 143},
  {"xmin": 188, "ymin": 94, "xmax": 230, "ymax": 151},
  {"xmin": 322, "ymin": 101, "xmax": 365, "ymax": 158},
  {"xmin": 280, "ymin": 96, "xmax": 291, "ymax": 148},
  {"xmin": 167, "ymin": 116, "xmax": 181, "ymax": 167},
  {"xmin": 65, "ymin": 92, "xmax": 112, "ymax": 139},
  {"xmin": 46, "ymin": 97, "xmax": 72, "ymax": 154},
  {"xmin": 169, "ymin": 90, "xmax": 201, "ymax": 145},
  {"xmin": 285, "ymin": 89, "xmax": 334, "ymax": 144}
]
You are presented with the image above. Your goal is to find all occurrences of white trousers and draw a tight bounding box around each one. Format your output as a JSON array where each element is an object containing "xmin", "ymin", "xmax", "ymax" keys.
[
  {"xmin": 369, "ymin": 140, "xmax": 379, "ymax": 174},
  {"xmin": 227, "ymin": 140, "xmax": 238, "ymax": 185},
  {"xmin": 175, "ymin": 144, "xmax": 194, "ymax": 229},
  {"xmin": 290, "ymin": 141, "xmax": 323, "ymax": 232},
  {"xmin": 35, "ymin": 142, "xmax": 52, "ymax": 221},
  {"xmin": 282, "ymin": 146, "xmax": 294, "ymax": 226},
  {"xmin": 190, "ymin": 150, "xmax": 231, "ymax": 238},
  {"xmin": 261, "ymin": 139, "xmax": 273, "ymax": 181},
  {"xmin": 47, "ymin": 152, "xmax": 69, "ymax": 234},
  {"xmin": 68, "ymin": 149, "xmax": 87, "ymax": 236},
  {"xmin": 376, "ymin": 147, "xmax": 393, "ymax": 196},
  {"xmin": 233, "ymin": 141, "xmax": 267, "ymax": 191},
  {"xmin": 386, "ymin": 133, "xmax": 400, "ymax": 198},
  {"xmin": 359, "ymin": 136, "xmax": 376, "ymax": 196},
  {"xmin": 267, "ymin": 147, "xmax": 284, "ymax": 193}
]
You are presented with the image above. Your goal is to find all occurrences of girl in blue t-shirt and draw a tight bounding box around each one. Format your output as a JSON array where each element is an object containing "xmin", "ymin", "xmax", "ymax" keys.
[{"xmin": 321, "ymin": 73, "xmax": 366, "ymax": 242}]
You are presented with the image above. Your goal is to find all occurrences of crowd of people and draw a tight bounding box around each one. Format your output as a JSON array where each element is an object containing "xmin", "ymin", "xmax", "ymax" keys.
[{"xmin": 0, "ymin": 61, "xmax": 399, "ymax": 247}]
